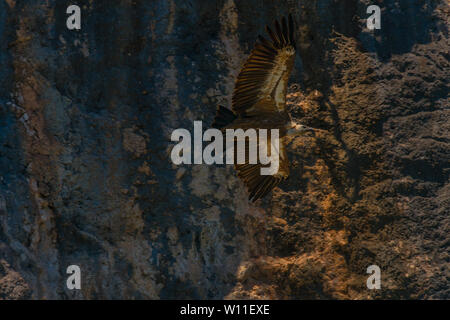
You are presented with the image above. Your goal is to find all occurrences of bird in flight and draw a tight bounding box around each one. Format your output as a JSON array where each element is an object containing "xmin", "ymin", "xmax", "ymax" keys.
[{"xmin": 213, "ymin": 15, "xmax": 320, "ymax": 202}]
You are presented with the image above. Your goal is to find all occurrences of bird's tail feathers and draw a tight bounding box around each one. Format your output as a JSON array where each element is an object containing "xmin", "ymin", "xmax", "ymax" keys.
[{"xmin": 212, "ymin": 106, "xmax": 237, "ymax": 129}]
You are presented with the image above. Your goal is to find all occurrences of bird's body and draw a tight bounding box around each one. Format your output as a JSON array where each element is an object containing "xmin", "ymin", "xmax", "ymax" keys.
[{"xmin": 213, "ymin": 15, "xmax": 316, "ymax": 201}]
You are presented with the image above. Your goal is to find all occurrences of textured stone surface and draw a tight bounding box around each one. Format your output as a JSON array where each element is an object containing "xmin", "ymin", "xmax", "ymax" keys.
[{"xmin": 0, "ymin": 0, "xmax": 448, "ymax": 299}]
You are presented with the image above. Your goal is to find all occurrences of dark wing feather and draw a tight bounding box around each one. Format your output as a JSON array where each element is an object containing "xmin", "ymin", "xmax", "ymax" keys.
[
  {"xmin": 232, "ymin": 15, "xmax": 296, "ymax": 117},
  {"xmin": 234, "ymin": 136, "xmax": 290, "ymax": 202}
]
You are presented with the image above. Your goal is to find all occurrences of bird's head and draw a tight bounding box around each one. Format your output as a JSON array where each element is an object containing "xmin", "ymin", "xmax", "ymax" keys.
[{"xmin": 286, "ymin": 121, "xmax": 316, "ymax": 136}]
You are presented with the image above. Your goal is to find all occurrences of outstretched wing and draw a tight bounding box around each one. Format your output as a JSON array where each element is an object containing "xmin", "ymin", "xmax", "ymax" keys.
[
  {"xmin": 232, "ymin": 15, "xmax": 296, "ymax": 117},
  {"xmin": 234, "ymin": 136, "xmax": 290, "ymax": 202}
]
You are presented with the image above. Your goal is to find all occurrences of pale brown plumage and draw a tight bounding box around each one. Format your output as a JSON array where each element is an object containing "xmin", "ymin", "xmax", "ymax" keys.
[{"xmin": 213, "ymin": 15, "xmax": 298, "ymax": 201}]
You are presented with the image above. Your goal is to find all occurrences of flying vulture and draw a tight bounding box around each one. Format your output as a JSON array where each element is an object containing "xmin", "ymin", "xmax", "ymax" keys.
[{"xmin": 213, "ymin": 15, "xmax": 319, "ymax": 202}]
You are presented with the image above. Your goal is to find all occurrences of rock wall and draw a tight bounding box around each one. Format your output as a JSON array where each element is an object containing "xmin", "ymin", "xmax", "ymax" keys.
[{"xmin": 0, "ymin": 0, "xmax": 448, "ymax": 299}]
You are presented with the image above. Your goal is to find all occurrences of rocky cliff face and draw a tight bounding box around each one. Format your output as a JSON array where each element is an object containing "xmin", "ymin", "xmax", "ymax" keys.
[{"xmin": 0, "ymin": 0, "xmax": 448, "ymax": 299}]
